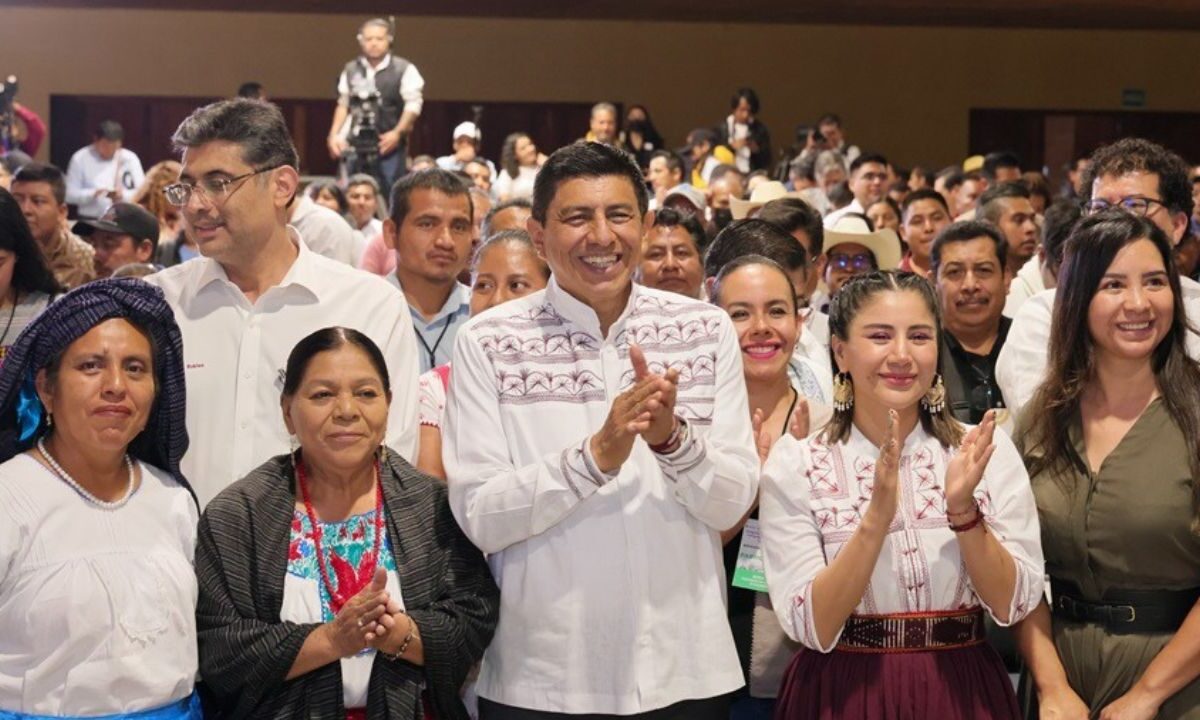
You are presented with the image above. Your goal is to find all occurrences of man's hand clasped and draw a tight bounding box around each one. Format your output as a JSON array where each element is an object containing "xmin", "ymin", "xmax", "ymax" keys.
[{"xmin": 590, "ymin": 344, "xmax": 682, "ymax": 474}]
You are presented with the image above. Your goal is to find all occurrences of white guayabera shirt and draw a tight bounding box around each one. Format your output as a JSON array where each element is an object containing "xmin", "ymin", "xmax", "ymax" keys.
[{"xmin": 444, "ymin": 278, "xmax": 759, "ymax": 714}]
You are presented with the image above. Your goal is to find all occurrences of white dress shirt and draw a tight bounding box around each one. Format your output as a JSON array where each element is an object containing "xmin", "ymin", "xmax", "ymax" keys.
[
  {"xmin": 0, "ymin": 456, "xmax": 197, "ymax": 715},
  {"xmin": 65, "ymin": 145, "xmax": 145, "ymax": 219},
  {"xmin": 995, "ymin": 277, "xmax": 1200, "ymax": 421},
  {"xmin": 289, "ymin": 195, "xmax": 356, "ymax": 266},
  {"xmin": 1002, "ymin": 255, "xmax": 1046, "ymax": 319},
  {"xmin": 145, "ymin": 230, "xmax": 420, "ymax": 507},
  {"xmin": 444, "ymin": 279, "xmax": 758, "ymax": 714},
  {"xmin": 759, "ymin": 424, "xmax": 1044, "ymax": 652},
  {"xmin": 822, "ymin": 198, "xmax": 865, "ymax": 229}
]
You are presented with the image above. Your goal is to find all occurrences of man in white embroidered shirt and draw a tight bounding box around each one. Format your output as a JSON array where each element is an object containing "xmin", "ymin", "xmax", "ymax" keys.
[
  {"xmin": 444, "ymin": 142, "xmax": 759, "ymax": 719},
  {"xmin": 146, "ymin": 99, "xmax": 420, "ymax": 507}
]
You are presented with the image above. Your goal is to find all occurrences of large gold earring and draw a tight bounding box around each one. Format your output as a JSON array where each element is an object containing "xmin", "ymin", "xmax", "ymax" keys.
[
  {"xmin": 922, "ymin": 374, "xmax": 946, "ymax": 414},
  {"xmin": 833, "ymin": 372, "xmax": 854, "ymax": 412}
]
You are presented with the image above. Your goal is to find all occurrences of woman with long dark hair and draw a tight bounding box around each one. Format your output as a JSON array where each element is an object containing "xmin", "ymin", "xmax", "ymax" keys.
[
  {"xmin": 1016, "ymin": 209, "xmax": 1200, "ymax": 719},
  {"xmin": 493, "ymin": 132, "xmax": 542, "ymax": 203},
  {"xmin": 760, "ymin": 270, "xmax": 1043, "ymax": 719},
  {"xmin": 0, "ymin": 187, "xmax": 63, "ymax": 359}
]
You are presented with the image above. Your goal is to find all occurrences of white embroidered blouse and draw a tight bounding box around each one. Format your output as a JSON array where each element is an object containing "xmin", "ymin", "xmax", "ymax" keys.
[{"xmin": 759, "ymin": 423, "xmax": 1044, "ymax": 653}]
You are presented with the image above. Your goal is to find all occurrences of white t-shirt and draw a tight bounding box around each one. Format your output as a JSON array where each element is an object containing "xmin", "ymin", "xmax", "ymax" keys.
[{"xmin": 0, "ymin": 455, "xmax": 198, "ymax": 715}]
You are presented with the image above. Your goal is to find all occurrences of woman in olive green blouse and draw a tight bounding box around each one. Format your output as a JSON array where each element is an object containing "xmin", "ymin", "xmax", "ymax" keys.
[{"xmin": 1016, "ymin": 210, "xmax": 1200, "ymax": 719}]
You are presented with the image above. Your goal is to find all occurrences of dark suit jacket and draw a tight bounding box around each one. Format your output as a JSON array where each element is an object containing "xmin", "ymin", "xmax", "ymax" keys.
[{"xmin": 196, "ymin": 448, "xmax": 499, "ymax": 719}]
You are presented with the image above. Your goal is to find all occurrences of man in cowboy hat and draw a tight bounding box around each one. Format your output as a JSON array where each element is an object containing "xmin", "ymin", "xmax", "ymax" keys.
[{"xmin": 820, "ymin": 212, "xmax": 902, "ymax": 308}]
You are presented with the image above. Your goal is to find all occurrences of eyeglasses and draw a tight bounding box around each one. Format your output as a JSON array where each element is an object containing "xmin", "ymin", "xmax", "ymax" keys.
[
  {"xmin": 163, "ymin": 166, "xmax": 280, "ymax": 207},
  {"xmin": 1083, "ymin": 196, "xmax": 1169, "ymax": 217},
  {"xmin": 828, "ymin": 253, "xmax": 876, "ymax": 272}
]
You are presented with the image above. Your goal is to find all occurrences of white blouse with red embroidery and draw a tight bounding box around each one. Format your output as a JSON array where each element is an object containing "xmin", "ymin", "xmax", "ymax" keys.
[{"xmin": 759, "ymin": 423, "xmax": 1044, "ymax": 653}]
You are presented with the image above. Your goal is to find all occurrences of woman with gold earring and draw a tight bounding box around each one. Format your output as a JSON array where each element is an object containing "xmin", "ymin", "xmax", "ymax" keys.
[{"xmin": 758, "ymin": 270, "xmax": 1045, "ymax": 719}]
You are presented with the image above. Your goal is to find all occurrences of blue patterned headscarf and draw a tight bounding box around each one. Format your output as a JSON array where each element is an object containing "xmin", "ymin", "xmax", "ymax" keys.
[{"xmin": 0, "ymin": 277, "xmax": 192, "ymax": 499}]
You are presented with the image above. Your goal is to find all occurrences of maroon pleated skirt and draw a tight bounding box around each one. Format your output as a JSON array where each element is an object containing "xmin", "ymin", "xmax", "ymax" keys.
[{"xmin": 773, "ymin": 644, "xmax": 1021, "ymax": 720}]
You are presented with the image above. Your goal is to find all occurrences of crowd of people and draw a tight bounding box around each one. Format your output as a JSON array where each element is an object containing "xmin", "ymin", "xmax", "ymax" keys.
[{"xmin": 2, "ymin": 16, "xmax": 1200, "ymax": 720}]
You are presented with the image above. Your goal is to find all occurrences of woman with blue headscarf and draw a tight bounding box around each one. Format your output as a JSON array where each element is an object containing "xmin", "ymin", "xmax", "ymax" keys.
[{"xmin": 0, "ymin": 278, "xmax": 200, "ymax": 719}]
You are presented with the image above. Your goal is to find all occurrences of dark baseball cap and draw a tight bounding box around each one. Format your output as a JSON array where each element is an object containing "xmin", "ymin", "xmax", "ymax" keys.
[{"xmin": 75, "ymin": 203, "xmax": 158, "ymax": 244}]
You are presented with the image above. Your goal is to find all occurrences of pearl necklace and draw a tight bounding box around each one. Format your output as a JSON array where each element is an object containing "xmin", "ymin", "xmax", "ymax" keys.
[{"xmin": 37, "ymin": 437, "xmax": 136, "ymax": 510}]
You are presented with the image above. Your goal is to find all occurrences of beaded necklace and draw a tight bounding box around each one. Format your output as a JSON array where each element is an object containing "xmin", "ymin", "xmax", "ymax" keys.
[
  {"xmin": 295, "ymin": 454, "xmax": 384, "ymax": 613},
  {"xmin": 37, "ymin": 437, "xmax": 135, "ymax": 510}
]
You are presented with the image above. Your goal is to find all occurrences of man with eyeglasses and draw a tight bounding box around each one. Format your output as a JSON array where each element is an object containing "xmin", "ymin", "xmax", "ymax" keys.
[
  {"xmin": 144, "ymin": 98, "xmax": 420, "ymax": 507},
  {"xmin": 823, "ymin": 153, "xmax": 889, "ymax": 229},
  {"xmin": 997, "ymin": 137, "xmax": 1200, "ymax": 417},
  {"xmin": 819, "ymin": 213, "xmax": 901, "ymax": 311}
]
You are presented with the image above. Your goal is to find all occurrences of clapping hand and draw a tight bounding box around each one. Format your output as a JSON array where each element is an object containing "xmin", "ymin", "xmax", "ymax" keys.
[
  {"xmin": 944, "ymin": 409, "xmax": 998, "ymax": 515},
  {"xmin": 865, "ymin": 409, "xmax": 901, "ymax": 526},
  {"xmin": 629, "ymin": 343, "xmax": 680, "ymax": 446},
  {"xmin": 325, "ymin": 567, "xmax": 390, "ymax": 659},
  {"xmin": 752, "ymin": 397, "xmax": 810, "ymax": 464}
]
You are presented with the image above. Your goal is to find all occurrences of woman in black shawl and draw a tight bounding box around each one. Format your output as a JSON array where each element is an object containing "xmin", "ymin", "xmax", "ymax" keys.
[{"xmin": 196, "ymin": 326, "xmax": 498, "ymax": 719}]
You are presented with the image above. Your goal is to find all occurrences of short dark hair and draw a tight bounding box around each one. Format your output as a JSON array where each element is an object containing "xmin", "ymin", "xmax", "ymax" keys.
[
  {"xmin": 940, "ymin": 169, "xmax": 965, "ymax": 193},
  {"xmin": 982, "ymin": 151, "xmax": 1021, "ymax": 181},
  {"xmin": 930, "ymin": 220, "xmax": 1008, "ymax": 275},
  {"xmin": 389, "ymin": 168, "xmax": 472, "ymax": 226},
  {"xmin": 531, "ymin": 141, "xmax": 647, "ymax": 224},
  {"xmin": 482, "ymin": 197, "xmax": 532, "ymax": 238},
  {"xmin": 710, "ymin": 254, "xmax": 797, "ymax": 312},
  {"xmin": 704, "ymin": 218, "xmax": 807, "ymax": 279},
  {"xmin": 0, "ymin": 188, "xmax": 65, "ymax": 295},
  {"xmin": 730, "ymin": 87, "xmax": 760, "ymax": 114},
  {"xmin": 849, "ymin": 152, "xmax": 888, "ymax": 176},
  {"xmin": 172, "ymin": 98, "xmax": 299, "ymax": 171},
  {"xmin": 901, "ymin": 188, "xmax": 950, "ymax": 219},
  {"xmin": 650, "ymin": 207, "xmax": 708, "ymax": 255},
  {"xmin": 283, "ymin": 327, "xmax": 391, "ymax": 398},
  {"xmin": 237, "ymin": 81, "xmax": 265, "ymax": 99},
  {"xmin": 649, "ymin": 149, "xmax": 684, "ymax": 177},
  {"xmin": 12, "ymin": 162, "xmax": 66, "ymax": 205},
  {"xmin": 96, "ymin": 120, "xmax": 124, "ymax": 142},
  {"xmin": 1040, "ymin": 199, "xmax": 1083, "ymax": 273},
  {"xmin": 1082, "ymin": 137, "xmax": 1194, "ymax": 219},
  {"xmin": 756, "ymin": 197, "xmax": 825, "ymax": 255},
  {"xmin": 827, "ymin": 181, "xmax": 854, "ymax": 209},
  {"xmin": 978, "ymin": 181, "xmax": 1032, "ymax": 225},
  {"xmin": 1021, "ymin": 171, "xmax": 1052, "ymax": 207},
  {"xmin": 709, "ymin": 164, "xmax": 740, "ymax": 183},
  {"xmin": 306, "ymin": 181, "xmax": 348, "ymax": 215}
]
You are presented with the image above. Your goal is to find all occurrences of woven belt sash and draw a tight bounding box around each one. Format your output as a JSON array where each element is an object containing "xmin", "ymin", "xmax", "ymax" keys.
[{"xmin": 837, "ymin": 608, "xmax": 986, "ymax": 653}]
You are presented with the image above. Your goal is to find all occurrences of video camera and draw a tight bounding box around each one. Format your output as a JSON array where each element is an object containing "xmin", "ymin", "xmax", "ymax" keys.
[{"xmin": 344, "ymin": 88, "xmax": 383, "ymax": 187}]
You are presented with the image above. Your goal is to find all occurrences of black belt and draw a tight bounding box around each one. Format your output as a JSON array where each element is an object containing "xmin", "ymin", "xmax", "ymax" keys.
[{"xmin": 1050, "ymin": 578, "xmax": 1200, "ymax": 634}]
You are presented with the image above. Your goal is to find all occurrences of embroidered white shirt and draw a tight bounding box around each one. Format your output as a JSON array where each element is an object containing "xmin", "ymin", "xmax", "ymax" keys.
[
  {"xmin": 144, "ymin": 230, "xmax": 420, "ymax": 507},
  {"xmin": 444, "ymin": 278, "xmax": 758, "ymax": 714},
  {"xmin": 759, "ymin": 423, "xmax": 1044, "ymax": 652}
]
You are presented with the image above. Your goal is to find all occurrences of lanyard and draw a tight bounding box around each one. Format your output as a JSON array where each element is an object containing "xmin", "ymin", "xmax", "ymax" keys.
[{"xmin": 414, "ymin": 319, "xmax": 453, "ymax": 370}]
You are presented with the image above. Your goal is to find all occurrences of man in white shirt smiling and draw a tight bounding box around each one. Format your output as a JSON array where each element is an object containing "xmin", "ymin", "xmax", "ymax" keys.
[
  {"xmin": 145, "ymin": 99, "xmax": 419, "ymax": 507},
  {"xmin": 444, "ymin": 142, "xmax": 758, "ymax": 719}
]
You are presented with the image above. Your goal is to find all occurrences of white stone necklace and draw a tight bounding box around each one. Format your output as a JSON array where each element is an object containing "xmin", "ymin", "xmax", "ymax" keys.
[{"xmin": 37, "ymin": 437, "xmax": 136, "ymax": 510}]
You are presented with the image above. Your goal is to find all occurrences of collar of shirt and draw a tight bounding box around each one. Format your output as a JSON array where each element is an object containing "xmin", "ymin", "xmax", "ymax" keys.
[
  {"xmin": 849, "ymin": 415, "xmax": 932, "ymax": 456},
  {"xmin": 544, "ymin": 275, "xmax": 639, "ymax": 340},
  {"xmin": 387, "ymin": 274, "xmax": 471, "ymax": 329},
  {"xmin": 192, "ymin": 226, "xmax": 324, "ymax": 304},
  {"xmin": 358, "ymin": 53, "xmax": 392, "ymax": 76}
]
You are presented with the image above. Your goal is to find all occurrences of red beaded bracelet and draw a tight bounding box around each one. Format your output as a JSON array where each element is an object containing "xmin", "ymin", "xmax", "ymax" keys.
[{"xmin": 649, "ymin": 416, "xmax": 686, "ymax": 454}]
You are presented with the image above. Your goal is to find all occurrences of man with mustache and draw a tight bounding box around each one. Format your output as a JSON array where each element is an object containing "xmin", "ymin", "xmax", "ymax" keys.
[
  {"xmin": 382, "ymin": 168, "xmax": 474, "ymax": 372},
  {"xmin": 932, "ymin": 220, "xmax": 1012, "ymax": 425}
]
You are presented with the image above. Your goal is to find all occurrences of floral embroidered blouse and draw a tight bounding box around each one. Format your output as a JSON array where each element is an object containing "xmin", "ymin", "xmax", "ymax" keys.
[
  {"xmin": 281, "ymin": 508, "xmax": 402, "ymax": 709},
  {"xmin": 758, "ymin": 423, "xmax": 1044, "ymax": 653}
]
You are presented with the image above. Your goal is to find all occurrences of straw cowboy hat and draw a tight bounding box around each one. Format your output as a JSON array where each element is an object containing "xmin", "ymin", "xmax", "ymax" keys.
[
  {"xmin": 730, "ymin": 180, "xmax": 803, "ymax": 220},
  {"xmin": 823, "ymin": 213, "xmax": 902, "ymax": 270}
]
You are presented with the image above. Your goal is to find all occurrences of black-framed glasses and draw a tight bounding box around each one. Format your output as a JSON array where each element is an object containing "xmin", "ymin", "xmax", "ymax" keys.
[
  {"xmin": 1083, "ymin": 196, "xmax": 1169, "ymax": 217},
  {"xmin": 163, "ymin": 166, "xmax": 280, "ymax": 207}
]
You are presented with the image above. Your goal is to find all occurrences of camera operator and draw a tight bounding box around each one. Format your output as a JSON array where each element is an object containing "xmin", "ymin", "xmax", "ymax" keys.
[
  {"xmin": 327, "ymin": 17, "xmax": 424, "ymax": 192},
  {"xmin": 0, "ymin": 76, "xmax": 46, "ymax": 158}
]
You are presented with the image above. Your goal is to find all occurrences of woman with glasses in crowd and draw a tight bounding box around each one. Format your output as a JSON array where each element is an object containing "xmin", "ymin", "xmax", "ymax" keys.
[
  {"xmin": 195, "ymin": 326, "xmax": 499, "ymax": 719},
  {"xmin": 760, "ymin": 270, "xmax": 1044, "ymax": 719},
  {"xmin": 0, "ymin": 278, "xmax": 200, "ymax": 719},
  {"xmin": 1015, "ymin": 210, "xmax": 1200, "ymax": 719}
]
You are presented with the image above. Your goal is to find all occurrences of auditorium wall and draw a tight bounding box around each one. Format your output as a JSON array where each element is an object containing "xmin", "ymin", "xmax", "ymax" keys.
[{"xmin": 5, "ymin": 5, "xmax": 1200, "ymax": 169}]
